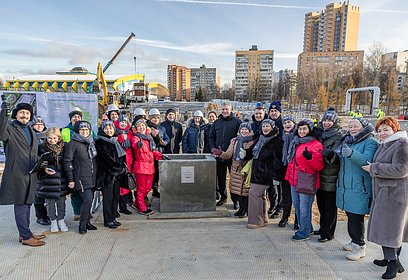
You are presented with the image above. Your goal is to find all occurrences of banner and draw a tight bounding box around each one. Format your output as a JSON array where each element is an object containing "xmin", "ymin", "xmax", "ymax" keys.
[{"xmin": 0, "ymin": 91, "xmax": 99, "ymax": 162}]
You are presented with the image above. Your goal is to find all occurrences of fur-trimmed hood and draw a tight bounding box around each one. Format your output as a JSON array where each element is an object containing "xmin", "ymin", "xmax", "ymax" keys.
[{"xmin": 186, "ymin": 117, "xmax": 208, "ymax": 127}]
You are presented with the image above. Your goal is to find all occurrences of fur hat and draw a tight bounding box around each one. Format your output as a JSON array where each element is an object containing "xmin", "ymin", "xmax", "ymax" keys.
[
  {"xmin": 11, "ymin": 103, "xmax": 34, "ymax": 121},
  {"xmin": 282, "ymin": 115, "xmax": 296, "ymax": 124},
  {"xmin": 261, "ymin": 119, "xmax": 276, "ymax": 128},
  {"xmin": 69, "ymin": 107, "xmax": 83, "ymax": 120},
  {"xmin": 297, "ymin": 118, "xmax": 314, "ymax": 131},
  {"xmin": 74, "ymin": 120, "xmax": 92, "ymax": 133},
  {"xmin": 268, "ymin": 101, "xmax": 282, "ymax": 113},
  {"xmin": 321, "ymin": 107, "xmax": 338, "ymax": 122},
  {"xmin": 239, "ymin": 122, "xmax": 252, "ymax": 132}
]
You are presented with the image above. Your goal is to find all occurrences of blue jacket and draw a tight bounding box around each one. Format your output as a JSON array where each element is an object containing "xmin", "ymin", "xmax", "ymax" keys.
[
  {"xmin": 160, "ymin": 119, "xmax": 183, "ymax": 154},
  {"xmin": 182, "ymin": 118, "xmax": 210, "ymax": 153},
  {"xmin": 336, "ymin": 135, "xmax": 378, "ymax": 215}
]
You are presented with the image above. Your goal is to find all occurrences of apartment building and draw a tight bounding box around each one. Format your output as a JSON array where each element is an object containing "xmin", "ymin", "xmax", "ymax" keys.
[{"xmin": 167, "ymin": 65, "xmax": 191, "ymax": 101}]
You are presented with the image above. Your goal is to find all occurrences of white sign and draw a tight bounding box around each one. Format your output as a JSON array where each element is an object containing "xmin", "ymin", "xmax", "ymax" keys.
[{"xmin": 181, "ymin": 166, "xmax": 195, "ymax": 184}]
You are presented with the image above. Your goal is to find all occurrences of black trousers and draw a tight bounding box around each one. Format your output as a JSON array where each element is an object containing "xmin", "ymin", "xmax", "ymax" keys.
[
  {"xmin": 216, "ymin": 160, "xmax": 232, "ymax": 200},
  {"xmin": 267, "ymin": 183, "xmax": 282, "ymax": 212},
  {"xmin": 281, "ymin": 180, "xmax": 293, "ymax": 220},
  {"xmin": 78, "ymin": 189, "xmax": 94, "ymax": 229},
  {"xmin": 14, "ymin": 204, "xmax": 32, "ymax": 240},
  {"xmin": 152, "ymin": 160, "xmax": 159, "ymax": 192},
  {"xmin": 238, "ymin": 196, "xmax": 248, "ymax": 211},
  {"xmin": 34, "ymin": 193, "xmax": 48, "ymax": 219},
  {"xmin": 346, "ymin": 211, "xmax": 365, "ymax": 246},
  {"xmin": 102, "ymin": 180, "xmax": 121, "ymax": 224},
  {"xmin": 316, "ymin": 189, "xmax": 337, "ymax": 239}
]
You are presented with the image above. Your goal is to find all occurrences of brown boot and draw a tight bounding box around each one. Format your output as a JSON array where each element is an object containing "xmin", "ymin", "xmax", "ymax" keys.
[{"xmin": 21, "ymin": 237, "xmax": 46, "ymax": 247}]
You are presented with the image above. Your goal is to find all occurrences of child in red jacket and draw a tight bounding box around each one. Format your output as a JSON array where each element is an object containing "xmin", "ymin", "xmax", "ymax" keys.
[{"xmin": 129, "ymin": 119, "xmax": 162, "ymax": 215}]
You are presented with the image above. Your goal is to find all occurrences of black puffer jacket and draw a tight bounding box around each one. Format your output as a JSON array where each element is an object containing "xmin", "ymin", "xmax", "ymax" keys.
[
  {"xmin": 209, "ymin": 113, "xmax": 242, "ymax": 162},
  {"xmin": 95, "ymin": 131, "xmax": 126, "ymax": 188},
  {"xmin": 63, "ymin": 139, "xmax": 97, "ymax": 191},
  {"xmin": 36, "ymin": 143, "xmax": 70, "ymax": 199},
  {"xmin": 251, "ymin": 128, "xmax": 285, "ymax": 185}
]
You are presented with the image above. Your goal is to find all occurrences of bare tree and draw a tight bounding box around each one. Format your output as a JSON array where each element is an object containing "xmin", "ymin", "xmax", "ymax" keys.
[
  {"xmin": 317, "ymin": 84, "xmax": 328, "ymax": 111},
  {"xmin": 248, "ymin": 76, "xmax": 270, "ymax": 102},
  {"xmin": 364, "ymin": 42, "xmax": 388, "ymax": 86}
]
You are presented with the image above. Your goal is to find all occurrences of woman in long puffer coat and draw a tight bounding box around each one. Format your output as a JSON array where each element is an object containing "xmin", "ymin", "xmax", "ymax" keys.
[{"xmin": 217, "ymin": 122, "xmax": 255, "ymax": 218}]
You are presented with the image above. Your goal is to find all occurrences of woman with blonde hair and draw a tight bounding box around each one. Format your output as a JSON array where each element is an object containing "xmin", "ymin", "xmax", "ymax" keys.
[{"xmin": 364, "ymin": 117, "xmax": 408, "ymax": 279}]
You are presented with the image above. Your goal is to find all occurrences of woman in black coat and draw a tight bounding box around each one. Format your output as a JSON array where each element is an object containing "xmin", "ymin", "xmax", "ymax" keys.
[
  {"xmin": 247, "ymin": 119, "xmax": 285, "ymax": 229},
  {"xmin": 95, "ymin": 121, "xmax": 126, "ymax": 229},
  {"xmin": 63, "ymin": 121, "xmax": 97, "ymax": 234}
]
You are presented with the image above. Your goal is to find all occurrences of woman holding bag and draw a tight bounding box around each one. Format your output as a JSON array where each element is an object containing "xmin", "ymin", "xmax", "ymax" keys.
[{"xmin": 285, "ymin": 119, "xmax": 324, "ymax": 242}]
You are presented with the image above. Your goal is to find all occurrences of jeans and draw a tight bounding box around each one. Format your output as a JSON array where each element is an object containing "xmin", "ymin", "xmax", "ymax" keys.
[{"xmin": 291, "ymin": 186, "xmax": 314, "ymax": 238}]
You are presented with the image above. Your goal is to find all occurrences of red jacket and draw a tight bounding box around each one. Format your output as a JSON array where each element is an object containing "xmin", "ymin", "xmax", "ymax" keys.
[
  {"xmin": 129, "ymin": 132, "xmax": 162, "ymax": 175},
  {"xmin": 285, "ymin": 139, "xmax": 324, "ymax": 189}
]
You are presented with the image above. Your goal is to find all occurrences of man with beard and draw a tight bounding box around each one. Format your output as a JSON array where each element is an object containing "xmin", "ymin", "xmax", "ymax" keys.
[{"xmin": 0, "ymin": 100, "xmax": 46, "ymax": 246}]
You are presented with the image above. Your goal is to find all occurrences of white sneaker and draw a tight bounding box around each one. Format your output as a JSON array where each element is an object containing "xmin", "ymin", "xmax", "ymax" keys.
[
  {"xmin": 346, "ymin": 244, "xmax": 366, "ymax": 261},
  {"xmin": 50, "ymin": 220, "xmax": 59, "ymax": 233},
  {"xmin": 58, "ymin": 219, "xmax": 69, "ymax": 232},
  {"xmin": 343, "ymin": 241, "xmax": 354, "ymax": 251}
]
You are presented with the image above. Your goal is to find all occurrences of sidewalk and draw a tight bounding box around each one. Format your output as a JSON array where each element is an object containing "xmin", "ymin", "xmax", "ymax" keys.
[{"xmin": 0, "ymin": 197, "xmax": 406, "ymax": 280}]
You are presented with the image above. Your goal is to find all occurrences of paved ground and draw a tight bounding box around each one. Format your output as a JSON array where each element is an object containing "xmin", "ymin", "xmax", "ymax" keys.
[{"xmin": 0, "ymin": 196, "xmax": 406, "ymax": 280}]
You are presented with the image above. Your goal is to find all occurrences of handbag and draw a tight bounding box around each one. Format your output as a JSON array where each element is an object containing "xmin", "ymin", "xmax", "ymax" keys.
[
  {"xmin": 295, "ymin": 158, "xmax": 317, "ymax": 195},
  {"xmin": 122, "ymin": 164, "xmax": 137, "ymax": 191}
]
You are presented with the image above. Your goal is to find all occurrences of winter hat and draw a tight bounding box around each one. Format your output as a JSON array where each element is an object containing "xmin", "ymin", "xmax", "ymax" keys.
[
  {"xmin": 255, "ymin": 101, "xmax": 264, "ymax": 109},
  {"xmin": 11, "ymin": 103, "xmax": 34, "ymax": 121},
  {"xmin": 282, "ymin": 115, "xmax": 296, "ymax": 124},
  {"xmin": 297, "ymin": 118, "xmax": 314, "ymax": 131},
  {"xmin": 118, "ymin": 114, "xmax": 129, "ymax": 123},
  {"xmin": 32, "ymin": 115, "xmax": 45, "ymax": 126},
  {"xmin": 135, "ymin": 119, "xmax": 147, "ymax": 127},
  {"xmin": 261, "ymin": 119, "xmax": 276, "ymax": 128},
  {"xmin": 166, "ymin": 108, "xmax": 176, "ymax": 116},
  {"xmin": 101, "ymin": 120, "xmax": 114, "ymax": 130},
  {"xmin": 268, "ymin": 101, "xmax": 282, "ymax": 113},
  {"xmin": 69, "ymin": 107, "xmax": 83, "ymax": 120},
  {"xmin": 239, "ymin": 122, "xmax": 252, "ymax": 132},
  {"xmin": 74, "ymin": 120, "xmax": 92, "ymax": 133},
  {"xmin": 321, "ymin": 107, "xmax": 339, "ymax": 123},
  {"xmin": 352, "ymin": 117, "xmax": 370, "ymax": 128}
]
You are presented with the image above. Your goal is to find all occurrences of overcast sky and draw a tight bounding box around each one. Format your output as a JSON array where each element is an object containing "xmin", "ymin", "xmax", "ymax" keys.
[{"xmin": 0, "ymin": 0, "xmax": 407, "ymax": 86}]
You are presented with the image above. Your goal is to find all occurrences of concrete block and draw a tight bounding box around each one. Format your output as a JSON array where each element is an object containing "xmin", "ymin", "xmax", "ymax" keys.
[{"xmin": 159, "ymin": 154, "xmax": 216, "ymax": 213}]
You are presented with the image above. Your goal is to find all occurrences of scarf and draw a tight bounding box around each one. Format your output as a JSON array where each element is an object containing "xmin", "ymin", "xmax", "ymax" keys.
[
  {"xmin": 320, "ymin": 124, "xmax": 340, "ymax": 141},
  {"xmin": 287, "ymin": 135, "xmax": 316, "ymax": 164},
  {"xmin": 282, "ymin": 131, "xmax": 294, "ymax": 166},
  {"xmin": 98, "ymin": 135, "xmax": 126, "ymax": 158},
  {"xmin": 335, "ymin": 123, "xmax": 374, "ymax": 157},
  {"xmin": 234, "ymin": 135, "xmax": 253, "ymax": 163},
  {"xmin": 135, "ymin": 133, "xmax": 157, "ymax": 151},
  {"xmin": 45, "ymin": 140, "xmax": 64, "ymax": 156},
  {"xmin": 252, "ymin": 128, "xmax": 278, "ymax": 160},
  {"xmin": 71, "ymin": 133, "xmax": 97, "ymax": 159}
]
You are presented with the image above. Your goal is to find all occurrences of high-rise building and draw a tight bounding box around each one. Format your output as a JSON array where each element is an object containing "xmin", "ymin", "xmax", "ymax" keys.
[
  {"xmin": 167, "ymin": 65, "xmax": 191, "ymax": 101},
  {"xmin": 235, "ymin": 45, "xmax": 274, "ymax": 101},
  {"xmin": 190, "ymin": 64, "xmax": 219, "ymax": 101},
  {"xmin": 303, "ymin": 1, "xmax": 360, "ymax": 52},
  {"xmin": 381, "ymin": 51, "xmax": 408, "ymax": 92}
]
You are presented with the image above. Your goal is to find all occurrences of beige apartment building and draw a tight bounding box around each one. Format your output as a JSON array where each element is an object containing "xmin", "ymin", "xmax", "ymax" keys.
[
  {"xmin": 299, "ymin": 2, "xmax": 363, "ymax": 81},
  {"xmin": 167, "ymin": 65, "xmax": 191, "ymax": 101},
  {"xmin": 303, "ymin": 1, "xmax": 360, "ymax": 52},
  {"xmin": 381, "ymin": 51, "xmax": 408, "ymax": 92},
  {"xmin": 235, "ymin": 45, "xmax": 274, "ymax": 101}
]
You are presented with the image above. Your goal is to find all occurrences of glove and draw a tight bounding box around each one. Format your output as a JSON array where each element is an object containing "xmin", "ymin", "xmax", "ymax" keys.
[
  {"xmin": 1, "ymin": 95, "xmax": 10, "ymax": 116},
  {"xmin": 239, "ymin": 148, "xmax": 246, "ymax": 159},
  {"xmin": 121, "ymin": 139, "xmax": 131, "ymax": 150},
  {"xmin": 211, "ymin": 148, "xmax": 223, "ymax": 156},
  {"xmin": 342, "ymin": 144, "xmax": 353, "ymax": 158},
  {"xmin": 137, "ymin": 140, "xmax": 143, "ymax": 149},
  {"xmin": 302, "ymin": 147, "xmax": 312, "ymax": 160},
  {"xmin": 272, "ymin": 180, "xmax": 280, "ymax": 186},
  {"xmin": 322, "ymin": 149, "xmax": 334, "ymax": 158}
]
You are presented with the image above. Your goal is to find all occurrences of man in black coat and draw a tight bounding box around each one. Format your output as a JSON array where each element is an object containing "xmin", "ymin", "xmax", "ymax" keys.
[
  {"xmin": 161, "ymin": 108, "xmax": 183, "ymax": 154},
  {"xmin": 0, "ymin": 100, "xmax": 45, "ymax": 246},
  {"xmin": 209, "ymin": 102, "xmax": 242, "ymax": 206},
  {"xmin": 251, "ymin": 102, "xmax": 267, "ymax": 140}
]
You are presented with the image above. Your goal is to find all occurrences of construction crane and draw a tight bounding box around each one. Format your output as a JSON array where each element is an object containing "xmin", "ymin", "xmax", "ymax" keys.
[{"xmin": 93, "ymin": 32, "xmax": 136, "ymax": 108}]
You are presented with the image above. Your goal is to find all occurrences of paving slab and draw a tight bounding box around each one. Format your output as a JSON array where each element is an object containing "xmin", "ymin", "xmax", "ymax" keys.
[{"xmin": 0, "ymin": 198, "xmax": 406, "ymax": 280}]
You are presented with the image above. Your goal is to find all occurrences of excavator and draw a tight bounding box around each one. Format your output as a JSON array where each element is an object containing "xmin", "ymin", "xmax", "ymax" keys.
[{"xmin": 93, "ymin": 32, "xmax": 135, "ymax": 113}]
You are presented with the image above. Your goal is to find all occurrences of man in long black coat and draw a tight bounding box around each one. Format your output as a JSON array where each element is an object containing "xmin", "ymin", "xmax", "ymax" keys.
[{"xmin": 0, "ymin": 101, "xmax": 45, "ymax": 246}]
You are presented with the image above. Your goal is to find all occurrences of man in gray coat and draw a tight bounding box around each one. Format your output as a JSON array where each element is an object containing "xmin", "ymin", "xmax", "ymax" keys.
[{"xmin": 0, "ymin": 99, "xmax": 46, "ymax": 246}]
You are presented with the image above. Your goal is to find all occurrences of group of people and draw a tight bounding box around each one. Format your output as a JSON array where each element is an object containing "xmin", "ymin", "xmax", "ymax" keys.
[{"xmin": 0, "ymin": 97, "xmax": 407, "ymax": 279}]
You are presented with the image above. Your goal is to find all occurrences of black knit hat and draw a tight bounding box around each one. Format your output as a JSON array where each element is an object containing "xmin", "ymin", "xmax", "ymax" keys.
[
  {"xmin": 11, "ymin": 103, "xmax": 34, "ymax": 121},
  {"xmin": 166, "ymin": 108, "xmax": 176, "ymax": 116},
  {"xmin": 74, "ymin": 121, "xmax": 92, "ymax": 133},
  {"xmin": 69, "ymin": 107, "xmax": 83, "ymax": 120},
  {"xmin": 268, "ymin": 101, "xmax": 282, "ymax": 113}
]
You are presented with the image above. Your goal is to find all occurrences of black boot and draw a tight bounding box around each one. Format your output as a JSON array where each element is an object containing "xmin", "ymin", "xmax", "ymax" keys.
[
  {"xmin": 374, "ymin": 259, "xmax": 389, "ymax": 267},
  {"xmin": 86, "ymin": 223, "xmax": 97, "ymax": 230},
  {"xmin": 234, "ymin": 208, "xmax": 243, "ymax": 217},
  {"xmin": 238, "ymin": 209, "xmax": 247, "ymax": 218},
  {"xmin": 382, "ymin": 260, "xmax": 401, "ymax": 279},
  {"xmin": 278, "ymin": 218, "xmax": 288, "ymax": 228}
]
